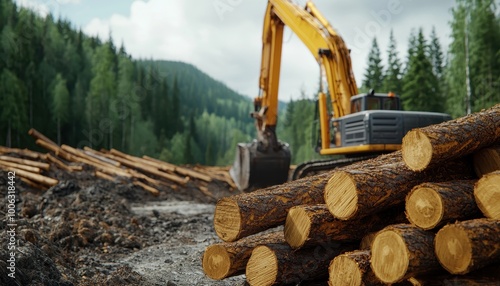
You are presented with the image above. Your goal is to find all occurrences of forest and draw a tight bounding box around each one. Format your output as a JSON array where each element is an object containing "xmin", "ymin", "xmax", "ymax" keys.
[{"xmin": 1, "ymin": 0, "xmax": 499, "ymax": 165}]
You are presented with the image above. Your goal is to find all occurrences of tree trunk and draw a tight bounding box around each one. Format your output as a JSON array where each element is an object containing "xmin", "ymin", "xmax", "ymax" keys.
[
  {"xmin": 371, "ymin": 224, "xmax": 440, "ymax": 284},
  {"xmin": 214, "ymin": 151, "xmax": 403, "ymax": 242},
  {"xmin": 402, "ymin": 104, "xmax": 500, "ymax": 171},
  {"xmin": 325, "ymin": 158, "xmax": 475, "ymax": 220},
  {"xmin": 202, "ymin": 231, "xmax": 284, "ymax": 280},
  {"xmin": 474, "ymin": 171, "xmax": 500, "ymax": 219},
  {"xmin": 246, "ymin": 242, "xmax": 355, "ymax": 286},
  {"xmin": 284, "ymin": 204, "xmax": 406, "ymax": 249},
  {"xmin": 328, "ymin": 250, "xmax": 382, "ymax": 286},
  {"xmin": 405, "ymin": 180, "xmax": 480, "ymax": 230},
  {"xmin": 473, "ymin": 146, "xmax": 500, "ymax": 177},
  {"xmin": 435, "ymin": 218, "xmax": 500, "ymax": 275}
]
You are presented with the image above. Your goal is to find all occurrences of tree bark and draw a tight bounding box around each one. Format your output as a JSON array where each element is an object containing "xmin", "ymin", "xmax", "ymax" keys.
[
  {"xmin": 214, "ymin": 151, "xmax": 403, "ymax": 242},
  {"xmin": 328, "ymin": 250, "xmax": 382, "ymax": 286},
  {"xmin": 405, "ymin": 180, "xmax": 481, "ymax": 230},
  {"xmin": 473, "ymin": 146, "xmax": 500, "ymax": 177},
  {"xmin": 325, "ymin": 158, "xmax": 475, "ymax": 220},
  {"xmin": 284, "ymin": 204, "xmax": 406, "ymax": 249},
  {"xmin": 245, "ymin": 242, "xmax": 355, "ymax": 286},
  {"xmin": 202, "ymin": 231, "xmax": 284, "ymax": 280},
  {"xmin": 402, "ymin": 104, "xmax": 500, "ymax": 172},
  {"xmin": 435, "ymin": 218, "xmax": 500, "ymax": 275},
  {"xmin": 371, "ymin": 224, "xmax": 440, "ymax": 284},
  {"xmin": 474, "ymin": 170, "xmax": 500, "ymax": 219}
]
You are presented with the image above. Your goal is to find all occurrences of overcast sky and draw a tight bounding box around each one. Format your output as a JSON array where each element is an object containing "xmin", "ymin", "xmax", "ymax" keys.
[{"xmin": 17, "ymin": 0, "xmax": 458, "ymax": 101}]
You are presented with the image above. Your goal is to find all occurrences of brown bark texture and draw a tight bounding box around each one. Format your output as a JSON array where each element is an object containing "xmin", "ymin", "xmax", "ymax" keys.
[
  {"xmin": 328, "ymin": 250, "xmax": 382, "ymax": 286},
  {"xmin": 371, "ymin": 224, "xmax": 440, "ymax": 284},
  {"xmin": 285, "ymin": 204, "xmax": 406, "ymax": 249},
  {"xmin": 202, "ymin": 231, "xmax": 284, "ymax": 280},
  {"xmin": 405, "ymin": 180, "xmax": 481, "ymax": 230},
  {"xmin": 325, "ymin": 158, "xmax": 476, "ymax": 221},
  {"xmin": 402, "ymin": 104, "xmax": 500, "ymax": 171},
  {"xmin": 435, "ymin": 218, "xmax": 500, "ymax": 275},
  {"xmin": 473, "ymin": 145, "xmax": 500, "ymax": 177},
  {"xmin": 246, "ymin": 242, "xmax": 356, "ymax": 286},
  {"xmin": 474, "ymin": 170, "xmax": 500, "ymax": 219},
  {"xmin": 214, "ymin": 151, "xmax": 403, "ymax": 242}
]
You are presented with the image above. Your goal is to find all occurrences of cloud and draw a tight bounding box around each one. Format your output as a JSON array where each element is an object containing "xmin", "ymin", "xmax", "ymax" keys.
[{"xmin": 83, "ymin": 0, "xmax": 455, "ymax": 101}]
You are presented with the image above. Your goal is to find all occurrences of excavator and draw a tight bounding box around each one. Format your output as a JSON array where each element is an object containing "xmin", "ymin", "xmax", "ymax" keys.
[{"xmin": 230, "ymin": 0, "xmax": 451, "ymax": 191}]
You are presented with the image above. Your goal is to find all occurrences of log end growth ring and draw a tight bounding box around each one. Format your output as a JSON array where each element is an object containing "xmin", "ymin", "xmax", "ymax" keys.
[
  {"xmin": 325, "ymin": 172, "xmax": 358, "ymax": 220},
  {"xmin": 402, "ymin": 130, "xmax": 433, "ymax": 172},
  {"xmin": 328, "ymin": 255, "xmax": 362, "ymax": 286},
  {"xmin": 284, "ymin": 206, "xmax": 311, "ymax": 249},
  {"xmin": 202, "ymin": 245, "xmax": 231, "ymax": 280},
  {"xmin": 406, "ymin": 187, "xmax": 443, "ymax": 230},
  {"xmin": 435, "ymin": 224, "xmax": 472, "ymax": 274},
  {"xmin": 246, "ymin": 245, "xmax": 278, "ymax": 286},
  {"xmin": 371, "ymin": 229, "xmax": 409, "ymax": 283},
  {"xmin": 214, "ymin": 198, "xmax": 242, "ymax": 242},
  {"xmin": 474, "ymin": 173, "xmax": 500, "ymax": 219}
]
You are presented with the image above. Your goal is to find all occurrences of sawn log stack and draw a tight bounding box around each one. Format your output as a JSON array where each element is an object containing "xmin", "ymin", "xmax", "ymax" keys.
[{"xmin": 204, "ymin": 104, "xmax": 500, "ymax": 285}]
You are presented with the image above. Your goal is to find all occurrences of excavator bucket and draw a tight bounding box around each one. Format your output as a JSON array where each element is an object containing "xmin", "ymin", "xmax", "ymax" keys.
[{"xmin": 230, "ymin": 140, "xmax": 291, "ymax": 192}]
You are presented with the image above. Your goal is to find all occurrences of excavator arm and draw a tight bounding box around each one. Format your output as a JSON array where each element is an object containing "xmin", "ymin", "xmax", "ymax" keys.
[{"xmin": 231, "ymin": 0, "xmax": 358, "ymax": 191}]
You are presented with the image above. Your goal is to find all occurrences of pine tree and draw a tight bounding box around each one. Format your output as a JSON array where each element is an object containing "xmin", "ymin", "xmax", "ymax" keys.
[
  {"xmin": 362, "ymin": 38, "xmax": 384, "ymax": 92},
  {"xmin": 51, "ymin": 73, "xmax": 70, "ymax": 145},
  {"xmin": 429, "ymin": 27, "xmax": 445, "ymax": 81},
  {"xmin": 402, "ymin": 28, "xmax": 442, "ymax": 112},
  {"xmin": 383, "ymin": 30, "xmax": 403, "ymax": 94}
]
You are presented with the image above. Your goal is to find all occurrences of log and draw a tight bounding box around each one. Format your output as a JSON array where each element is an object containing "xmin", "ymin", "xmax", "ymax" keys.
[
  {"xmin": 474, "ymin": 170, "xmax": 500, "ymax": 219},
  {"xmin": 0, "ymin": 155, "xmax": 50, "ymax": 170},
  {"xmin": 132, "ymin": 181, "xmax": 160, "ymax": 197},
  {"xmin": 105, "ymin": 152, "xmax": 189, "ymax": 185},
  {"xmin": 0, "ymin": 165, "xmax": 58, "ymax": 187},
  {"xmin": 402, "ymin": 104, "xmax": 500, "ymax": 172},
  {"xmin": 202, "ymin": 231, "xmax": 284, "ymax": 280},
  {"xmin": 0, "ymin": 160, "xmax": 41, "ymax": 173},
  {"xmin": 46, "ymin": 153, "xmax": 75, "ymax": 172},
  {"xmin": 328, "ymin": 250, "xmax": 381, "ymax": 286},
  {"xmin": 83, "ymin": 148, "xmax": 121, "ymax": 167},
  {"xmin": 371, "ymin": 224, "xmax": 440, "ymax": 284},
  {"xmin": 95, "ymin": 170, "xmax": 116, "ymax": 182},
  {"xmin": 435, "ymin": 218, "xmax": 500, "ymax": 275},
  {"xmin": 214, "ymin": 152, "xmax": 403, "ymax": 242},
  {"xmin": 35, "ymin": 139, "xmax": 73, "ymax": 161},
  {"xmin": 28, "ymin": 128, "xmax": 58, "ymax": 146},
  {"xmin": 0, "ymin": 146, "xmax": 44, "ymax": 159},
  {"xmin": 20, "ymin": 177, "xmax": 48, "ymax": 190},
  {"xmin": 199, "ymin": 186, "xmax": 216, "ymax": 199},
  {"xmin": 324, "ymin": 158, "xmax": 475, "ymax": 220},
  {"xmin": 359, "ymin": 232, "xmax": 377, "ymax": 251},
  {"xmin": 284, "ymin": 205, "xmax": 406, "ymax": 249},
  {"xmin": 473, "ymin": 146, "xmax": 500, "ymax": 177},
  {"xmin": 405, "ymin": 180, "xmax": 481, "ymax": 230},
  {"xmin": 245, "ymin": 242, "xmax": 355, "ymax": 286},
  {"xmin": 142, "ymin": 155, "xmax": 212, "ymax": 182}
]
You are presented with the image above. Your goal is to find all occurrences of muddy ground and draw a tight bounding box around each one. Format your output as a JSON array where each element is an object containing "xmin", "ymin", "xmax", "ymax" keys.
[{"xmin": 0, "ymin": 166, "xmax": 248, "ymax": 286}]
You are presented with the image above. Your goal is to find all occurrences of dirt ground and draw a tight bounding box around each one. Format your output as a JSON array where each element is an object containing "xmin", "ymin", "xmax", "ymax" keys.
[{"xmin": 0, "ymin": 166, "xmax": 249, "ymax": 286}]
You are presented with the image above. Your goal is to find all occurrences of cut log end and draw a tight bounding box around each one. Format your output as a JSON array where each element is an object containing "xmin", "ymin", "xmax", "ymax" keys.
[
  {"xmin": 328, "ymin": 254, "xmax": 363, "ymax": 286},
  {"xmin": 246, "ymin": 245, "xmax": 278, "ymax": 286},
  {"xmin": 371, "ymin": 229, "xmax": 409, "ymax": 283},
  {"xmin": 406, "ymin": 187, "xmax": 443, "ymax": 230},
  {"xmin": 474, "ymin": 172, "xmax": 500, "ymax": 219},
  {"xmin": 214, "ymin": 198, "xmax": 242, "ymax": 242},
  {"xmin": 202, "ymin": 245, "xmax": 231, "ymax": 280},
  {"xmin": 284, "ymin": 206, "xmax": 311, "ymax": 249},
  {"xmin": 435, "ymin": 224, "xmax": 472, "ymax": 274},
  {"xmin": 402, "ymin": 130, "xmax": 433, "ymax": 172},
  {"xmin": 325, "ymin": 172, "xmax": 358, "ymax": 220}
]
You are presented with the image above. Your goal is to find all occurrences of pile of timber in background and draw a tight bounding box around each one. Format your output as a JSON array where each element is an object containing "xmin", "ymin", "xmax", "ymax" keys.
[
  {"xmin": 0, "ymin": 128, "xmax": 236, "ymax": 198},
  {"xmin": 203, "ymin": 103, "xmax": 500, "ymax": 285}
]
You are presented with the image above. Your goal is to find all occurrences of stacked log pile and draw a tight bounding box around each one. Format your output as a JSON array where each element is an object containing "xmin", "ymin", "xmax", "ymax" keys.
[
  {"xmin": 203, "ymin": 103, "xmax": 500, "ymax": 285},
  {"xmin": 0, "ymin": 129, "xmax": 235, "ymax": 198}
]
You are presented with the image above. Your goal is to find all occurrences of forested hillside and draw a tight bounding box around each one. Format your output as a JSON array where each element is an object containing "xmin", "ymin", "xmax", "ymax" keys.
[{"xmin": 0, "ymin": 0, "xmax": 255, "ymax": 165}]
